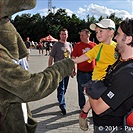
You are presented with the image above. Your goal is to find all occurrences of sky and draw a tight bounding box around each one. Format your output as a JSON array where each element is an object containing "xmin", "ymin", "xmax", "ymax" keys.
[{"xmin": 13, "ymin": 0, "xmax": 133, "ymax": 20}]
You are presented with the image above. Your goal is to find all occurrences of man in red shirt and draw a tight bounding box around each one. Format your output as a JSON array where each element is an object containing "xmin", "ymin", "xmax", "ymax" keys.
[{"xmin": 72, "ymin": 29, "xmax": 96, "ymax": 109}]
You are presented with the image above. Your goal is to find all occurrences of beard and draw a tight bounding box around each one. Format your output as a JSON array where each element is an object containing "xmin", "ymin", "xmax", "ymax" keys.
[
  {"xmin": 115, "ymin": 45, "xmax": 121, "ymax": 55},
  {"xmin": 116, "ymin": 35, "xmax": 127, "ymax": 53}
]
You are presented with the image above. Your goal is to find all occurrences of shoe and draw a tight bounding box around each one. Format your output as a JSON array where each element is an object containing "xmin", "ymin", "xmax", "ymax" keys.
[
  {"xmin": 61, "ymin": 109, "xmax": 66, "ymax": 115},
  {"xmin": 79, "ymin": 115, "xmax": 88, "ymax": 131}
]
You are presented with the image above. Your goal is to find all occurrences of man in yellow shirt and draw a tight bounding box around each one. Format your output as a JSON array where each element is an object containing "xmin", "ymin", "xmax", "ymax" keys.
[{"xmin": 73, "ymin": 19, "xmax": 118, "ymax": 130}]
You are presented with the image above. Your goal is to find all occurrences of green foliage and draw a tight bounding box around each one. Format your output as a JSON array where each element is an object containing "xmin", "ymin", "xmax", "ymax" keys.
[{"xmin": 11, "ymin": 9, "xmax": 123, "ymax": 43}]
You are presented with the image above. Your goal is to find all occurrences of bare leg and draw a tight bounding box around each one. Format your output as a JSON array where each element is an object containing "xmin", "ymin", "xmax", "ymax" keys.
[
  {"xmin": 42, "ymin": 49, "xmax": 44, "ymax": 55},
  {"xmin": 82, "ymin": 99, "xmax": 91, "ymax": 113},
  {"xmin": 79, "ymin": 98, "xmax": 91, "ymax": 131}
]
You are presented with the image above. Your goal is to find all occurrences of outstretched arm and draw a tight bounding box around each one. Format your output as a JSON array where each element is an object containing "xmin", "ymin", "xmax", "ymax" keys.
[
  {"xmin": 72, "ymin": 54, "xmax": 89, "ymax": 64},
  {"xmin": 0, "ymin": 47, "xmax": 74, "ymax": 103}
]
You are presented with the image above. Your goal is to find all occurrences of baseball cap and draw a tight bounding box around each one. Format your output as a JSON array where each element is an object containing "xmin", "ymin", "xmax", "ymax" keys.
[{"xmin": 90, "ymin": 19, "xmax": 115, "ymax": 31}]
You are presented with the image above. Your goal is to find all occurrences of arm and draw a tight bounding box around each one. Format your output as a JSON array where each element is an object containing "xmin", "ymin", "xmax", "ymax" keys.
[
  {"xmin": 73, "ymin": 53, "xmax": 90, "ymax": 64},
  {"xmin": 0, "ymin": 47, "xmax": 74, "ymax": 103},
  {"xmin": 89, "ymin": 97, "xmax": 110, "ymax": 115},
  {"xmin": 71, "ymin": 56, "xmax": 77, "ymax": 77},
  {"xmin": 48, "ymin": 55, "xmax": 54, "ymax": 66}
]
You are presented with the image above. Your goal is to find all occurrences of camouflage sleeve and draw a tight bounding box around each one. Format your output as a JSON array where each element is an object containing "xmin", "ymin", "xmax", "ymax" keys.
[{"xmin": 0, "ymin": 47, "xmax": 74, "ymax": 103}]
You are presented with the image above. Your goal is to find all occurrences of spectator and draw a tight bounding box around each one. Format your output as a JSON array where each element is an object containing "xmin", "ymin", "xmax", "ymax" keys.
[
  {"xmin": 48, "ymin": 28, "xmax": 73, "ymax": 115},
  {"xmin": 25, "ymin": 37, "xmax": 32, "ymax": 61},
  {"xmin": 71, "ymin": 29, "xmax": 96, "ymax": 110},
  {"xmin": 45, "ymin": 42, "xmax": 50, "ymax": 56},
  {"xmin": 18, "ymin": 57, "xmax": 29, "ymax": 70},
  {"xmin": 38, "ymin": 42, "xmax": 44, "ymax": 55},
  {"xmin": 18, "ymin": 57, "xmax": 29, "ymax": 123}
]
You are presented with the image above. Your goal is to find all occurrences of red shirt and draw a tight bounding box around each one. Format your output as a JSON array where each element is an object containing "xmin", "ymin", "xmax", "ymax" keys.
[{"xmin": 72, "ymin": 41, "xmax": 96, "ymax": 72}]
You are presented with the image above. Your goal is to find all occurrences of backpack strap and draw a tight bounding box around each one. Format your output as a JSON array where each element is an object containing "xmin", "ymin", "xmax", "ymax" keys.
[
  {"xmin": 113, "ymin": 62, "xmax": 133, "ymax": 75},
  {"xmin": 96, "ymin": 45, "xmax": 103, "ymax": 62},
  {"xmin": 104, "ymin": 61, "xmax": 133, "ymax": 87}
]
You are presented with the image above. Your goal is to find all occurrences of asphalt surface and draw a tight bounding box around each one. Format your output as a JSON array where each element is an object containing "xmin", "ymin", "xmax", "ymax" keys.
[{"xmin": 28, "ymin": 49, "xmax": 94, "ymax": 133}]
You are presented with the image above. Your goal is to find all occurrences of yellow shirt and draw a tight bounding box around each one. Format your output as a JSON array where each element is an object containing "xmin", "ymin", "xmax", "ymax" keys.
[{"xmin": 85, "ymin": 41, "xmax": 118, "ymax": 80}]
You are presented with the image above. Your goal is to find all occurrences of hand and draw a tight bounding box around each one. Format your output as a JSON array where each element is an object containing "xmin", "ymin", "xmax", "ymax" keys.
[
  {"xmin": 71, "ymin": 72, "xmax": 76, "ymax": 78},
  {"xmin": 83, "ymin": 87, "xmax": 87, "ymax": 95},
  {"xmin": 70, "ymin": 69, "xmax": 77, "ymax": 78},
  {"xmin": 72, "ymin": 58, "xmax": 77, "ymax": 64}
]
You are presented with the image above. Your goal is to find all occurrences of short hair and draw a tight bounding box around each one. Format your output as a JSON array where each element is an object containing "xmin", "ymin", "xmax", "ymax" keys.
[
  {"xmin": 120, "ymin": 18, "xmax": 133, "ymax": 47},
  {"xmin": 60, "ymin": 28, "xmax": 68, "ymax": 33},
  {"xmin": 81, "ymin": 29, "xmax": 91, "ymax": 35}
]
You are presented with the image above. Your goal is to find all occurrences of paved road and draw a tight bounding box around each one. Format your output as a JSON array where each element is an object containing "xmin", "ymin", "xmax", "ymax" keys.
[{"xmin": 28, "ymin": 49, "xmax": 94, "ymax": 133}]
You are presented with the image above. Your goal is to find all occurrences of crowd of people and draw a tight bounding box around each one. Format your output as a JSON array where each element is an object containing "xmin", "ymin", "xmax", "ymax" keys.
[
  {"xmin": 24, "ymin": 38, "xmax": 54, "ymax": 57},
  {"xmin": 1, "ymin": 1, "xmax": 133, "ymax": 132}
]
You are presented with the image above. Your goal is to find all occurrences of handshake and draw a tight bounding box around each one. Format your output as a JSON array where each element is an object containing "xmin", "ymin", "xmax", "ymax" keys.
[{"xmin": 82, "ymin": 80, "xmax": 107, "ymax": 99}]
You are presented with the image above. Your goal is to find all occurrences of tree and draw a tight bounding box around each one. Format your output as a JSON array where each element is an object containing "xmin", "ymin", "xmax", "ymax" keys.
[
  {"xmin": 13, "ymin": 14, "xmax": 32, "ymax": 40},
  {"xmin": 11, "ymin": 9, "xmax": 123, "ymax": 43}
]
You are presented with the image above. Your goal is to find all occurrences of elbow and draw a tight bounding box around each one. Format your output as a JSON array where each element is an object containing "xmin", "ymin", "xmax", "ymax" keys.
[
  {"xmin": 92, "ymin": 103, "xmax": 109, "ymax": 115},
  {"xmin": 90, "ymin": 98, "xmax": 110, "ymax": 115}
]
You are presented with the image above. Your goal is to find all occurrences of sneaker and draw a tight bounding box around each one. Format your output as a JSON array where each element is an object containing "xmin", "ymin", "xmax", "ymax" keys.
[
  {"xmin": 61, "ymin": 109, "xmax": 66, "ymax": 115},
  {"xmin": 79, "ymin": 115, "xmax": 88, "ymax": 131}
]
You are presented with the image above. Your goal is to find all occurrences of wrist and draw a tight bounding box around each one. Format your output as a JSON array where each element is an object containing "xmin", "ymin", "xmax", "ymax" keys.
[{"xmin": 72, "ymin": 59, "xmax": 77, "ymax": 64}]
